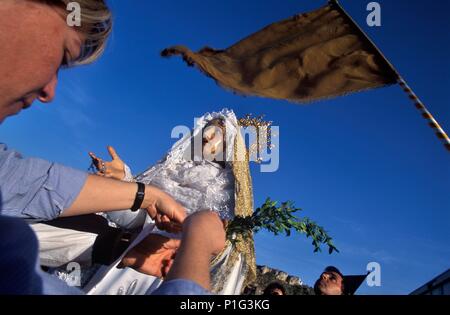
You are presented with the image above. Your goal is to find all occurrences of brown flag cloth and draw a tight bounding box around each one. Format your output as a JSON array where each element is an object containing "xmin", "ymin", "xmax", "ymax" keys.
[
  {"xmin": 161, "ymin": 1, "xmax": 397, "ymax": 103},
  {"xmin": 162, "ymin": 0, "xmax": 450, "ymax": 152}
]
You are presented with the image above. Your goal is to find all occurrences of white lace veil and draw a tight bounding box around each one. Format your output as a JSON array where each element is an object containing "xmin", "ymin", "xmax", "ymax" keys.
[
  {"xmin": 137, "ymin": 108, "xmax": 240, "ymax": 176},
  {"xmin": 106, "ymin": 108, "xmax": 240, "ymax": 229}
]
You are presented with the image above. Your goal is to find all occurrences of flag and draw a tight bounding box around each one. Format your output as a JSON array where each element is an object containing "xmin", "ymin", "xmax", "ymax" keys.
[{"xmin": 161, "ymin": 1, "xmax": 397, "ymax": 103}]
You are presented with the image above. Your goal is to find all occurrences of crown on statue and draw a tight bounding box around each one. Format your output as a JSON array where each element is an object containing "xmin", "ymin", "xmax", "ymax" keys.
[{"xmin": 238, "ymin": 114, "xmax": 276, "ymax": 163}]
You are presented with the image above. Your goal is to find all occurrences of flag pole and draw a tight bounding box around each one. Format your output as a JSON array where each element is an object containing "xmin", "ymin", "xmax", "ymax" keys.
[{"xmin": 328, "ymin": 0, "xmax": 450, "ymax": 152}]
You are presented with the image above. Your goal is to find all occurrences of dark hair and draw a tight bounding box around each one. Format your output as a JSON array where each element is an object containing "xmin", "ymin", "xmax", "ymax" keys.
[
  {"xmin": 324, "ymin": 266, "xmax": 344, "ymax": 278},
  {"xmin": 263, "ymin": 282, "xmax": 287, "ymax": 295}
]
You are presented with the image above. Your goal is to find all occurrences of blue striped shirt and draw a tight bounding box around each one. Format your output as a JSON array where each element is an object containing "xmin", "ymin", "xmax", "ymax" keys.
[{"xmin": 0, "ymin": 143, "xmax": 87, "ymax": 221}]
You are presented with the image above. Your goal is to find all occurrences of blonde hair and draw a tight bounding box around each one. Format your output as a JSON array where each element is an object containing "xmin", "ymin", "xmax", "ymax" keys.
[{"xmin": 36, "ymin": 0, "xmax": 113, "ymax": 66}]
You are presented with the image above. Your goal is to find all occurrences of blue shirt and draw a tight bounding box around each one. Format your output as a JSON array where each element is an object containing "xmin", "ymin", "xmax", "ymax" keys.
[
  {"xmin": 0, "ymin": 143, "xmax": 88, "ymax": 221},
  {"xmin": 0, "ymin": 143, "xmax": 210, "ymax": 295},
  {"xmin": 0, "ymin": 215, "xmax": 210, "ymax": 295},
  {"xmin": 0, "ymin": 215, "xmax": 82, "ymax": 294}
]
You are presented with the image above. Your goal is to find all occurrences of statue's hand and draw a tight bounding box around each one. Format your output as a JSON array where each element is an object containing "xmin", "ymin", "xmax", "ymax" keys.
[{"xmin": 89, "ymin": 146, "xmax": 125, "ymax": 180}]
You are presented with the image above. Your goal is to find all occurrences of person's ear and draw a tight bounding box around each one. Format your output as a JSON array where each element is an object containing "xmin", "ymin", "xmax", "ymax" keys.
[{"xmin": 38, "ymin": 74, "xmax": 58, "ymax": 103}]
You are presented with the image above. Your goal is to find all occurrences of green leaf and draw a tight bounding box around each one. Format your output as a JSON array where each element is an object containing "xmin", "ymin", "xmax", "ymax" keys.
[{"xmin": 226, "ymin": 197, "xmax": 339, "ymax": 255}]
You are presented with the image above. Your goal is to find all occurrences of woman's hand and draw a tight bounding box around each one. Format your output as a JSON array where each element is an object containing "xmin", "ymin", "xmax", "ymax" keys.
[
  {"xmin": 144, "ymin": 186, "xmax": 187, "ymax": 232},
  {"xmin": 119, "ymin": 234, "xmax": 180, "ymax": 278},
  {"xmin": 89, "ymin": 146, "xmax": 125, "ymax": 180}
]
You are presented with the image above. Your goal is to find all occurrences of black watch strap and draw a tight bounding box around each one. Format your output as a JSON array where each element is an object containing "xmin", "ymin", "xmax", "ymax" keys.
[{"xmin": 130, "ymin": 182, "xmax": 145, "ymax": 212}]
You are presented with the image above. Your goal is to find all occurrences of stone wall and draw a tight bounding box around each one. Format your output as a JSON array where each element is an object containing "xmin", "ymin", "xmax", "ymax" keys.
[{"xmin": 243, "ymin": 265, "xmax": 314, "ymax": 295}]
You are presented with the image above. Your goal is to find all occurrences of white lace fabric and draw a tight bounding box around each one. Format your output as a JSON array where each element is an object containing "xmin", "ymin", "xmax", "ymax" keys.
[{"xmin": 105, "ymin": 108, "xmax": 239, "ymax": 230}]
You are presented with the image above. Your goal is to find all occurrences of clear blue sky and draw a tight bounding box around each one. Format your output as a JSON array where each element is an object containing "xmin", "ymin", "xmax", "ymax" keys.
[{"xmin": 1, "ymin": 0, "xmax": 449, "ymax": 294}]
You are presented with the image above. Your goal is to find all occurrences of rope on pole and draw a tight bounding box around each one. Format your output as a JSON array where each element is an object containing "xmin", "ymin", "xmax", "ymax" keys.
[{"xmin": 397, "ymin": 77, "xmax": 450, "ymax": 151}]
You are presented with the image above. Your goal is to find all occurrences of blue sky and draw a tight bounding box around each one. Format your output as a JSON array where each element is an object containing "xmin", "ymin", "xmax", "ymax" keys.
[{"xmin": 1, "ymin": 0, "xmax": 449, "ymax": 294}]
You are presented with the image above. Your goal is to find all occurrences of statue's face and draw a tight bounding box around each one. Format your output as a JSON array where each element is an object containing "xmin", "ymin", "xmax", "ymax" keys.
[
  {"xmin": 202, "ymin": 123, "xmax": 225, "ymax": 162},
  {"xmin": 314, "ymin": 271, "xmax": 344, "ymax": 295}
]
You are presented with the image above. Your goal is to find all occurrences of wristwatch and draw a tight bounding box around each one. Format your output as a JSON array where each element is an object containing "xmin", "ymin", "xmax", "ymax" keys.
[{"xmin": 130, "ymin": 182, "xmax": 145, "ymax": 212}]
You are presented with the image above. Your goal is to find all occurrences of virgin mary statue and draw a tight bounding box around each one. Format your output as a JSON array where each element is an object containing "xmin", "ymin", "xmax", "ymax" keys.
[{"xmin": 84, "ymin": 109, "xmax": 257, "ymax": 295}]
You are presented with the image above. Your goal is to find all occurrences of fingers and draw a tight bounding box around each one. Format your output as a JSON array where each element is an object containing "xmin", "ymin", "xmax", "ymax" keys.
[
  {"xmin": 90, "ymin": 152, "xmax": 109, "ymax": 175},
  {"xmin": 146, "ymin": 187, "xmax": 187, "ymax": 231},
  {"xmin": 119, "ymin": 252, "xmax": 138, "ymax": 269},
  {"xmin": 119, "ymin": 235, "xmax": 179, "ymax": 278},
  {"xmin": 153, "ymin": 213, "xmax": 168, "ymax": 230},
  {"xmin": 156, "ymin": 206, "xmax": 185, "ymax": 232},
  {"xmin": 107, "ymin": 146, "xmax": 120, "ymax": 161},
  {"xmin": 155, "ymin": 220, "xmax": 183, "ymax": 233},
  {"xmin": 89, "ymin": 152, "xmax": 98, "ymax": 161},
  {"xmin": 147, "ymin": 205, "xmax": 158, "ymax": 220},
  {"xmin": 155, "ymin": 213, "xmax": 162, "ymax": 228},
  {"xmin": 164, "ymin": 238, "xmax": 181, "ymax": 249},
  {"xmin": 89, "ymin": 152, "xmax": 101, "ymax": 169},
  {"xmin": 170, "ymin": 205, "xmax": 187, "ymax": 225},
  {"xmin": 96, "ymin": 169, "xmax": 114, "ymax": 178},
  {"xmin": 161, "ymin": 215, "xmax": 170, "ymax": 223},
  {"xmin": 162, "ymin": 258, "xmax": 175, "ymax": 278},
  {"xmin": 157, "ymin": 215, "xmax": 179, "ymax": 231}
]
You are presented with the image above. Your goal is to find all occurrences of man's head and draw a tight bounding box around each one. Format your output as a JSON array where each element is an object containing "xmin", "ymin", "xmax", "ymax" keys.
[
  {"xmin": 0, "ymin": 0, "xmax": 112, "ymax": 123},
  {"xmin": 314, "ymin": 266, "xmax": 345, "ymax": 295}
]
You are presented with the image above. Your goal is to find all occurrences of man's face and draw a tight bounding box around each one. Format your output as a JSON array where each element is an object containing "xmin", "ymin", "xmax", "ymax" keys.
[
  {"xmin": 0, "ymin": 0, "xmax": 84, "ymax": 123},
  {"xmin": 314, "ymin": 271, "xmax": 344, "ymax": 295},
  {"xmin": 269, "ymin": 288, "xmax": 284, "ymax": 295}
]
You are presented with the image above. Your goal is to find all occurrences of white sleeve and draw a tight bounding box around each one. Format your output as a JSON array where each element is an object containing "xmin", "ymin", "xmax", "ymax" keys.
[
  {"xmin": 122, "ymin": 164, "xmax": 135, "ymax": 182},
  {"xmin": 105, "ymin": 209, "xmax": 148, "ymax": 230}
]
